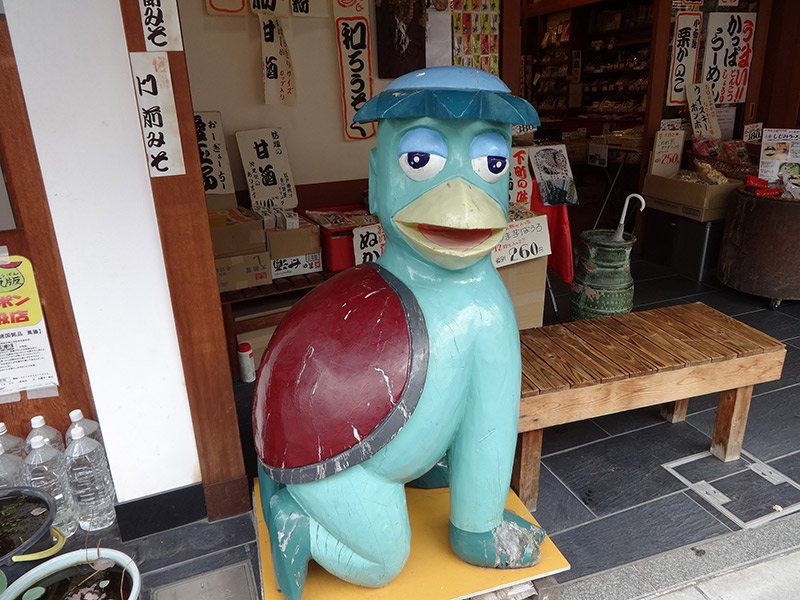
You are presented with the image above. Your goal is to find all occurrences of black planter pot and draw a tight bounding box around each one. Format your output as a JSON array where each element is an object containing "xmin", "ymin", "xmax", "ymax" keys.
[{"xmin": 0, "ymin": 486, "xmax": 61, "ymax": 566}]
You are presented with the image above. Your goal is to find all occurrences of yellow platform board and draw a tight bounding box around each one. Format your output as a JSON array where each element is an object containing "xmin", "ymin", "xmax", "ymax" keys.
[{"xmin": 255, "ymin": 480, "xmax": 570, "ymax": 599}]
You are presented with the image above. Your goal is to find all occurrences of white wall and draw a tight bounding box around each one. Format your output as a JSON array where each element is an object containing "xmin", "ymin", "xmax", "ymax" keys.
[
  {"xmin": 178, "ymin": 0, "xmax": 389, "ymax": 188},
  {"xmin": 4, "ymin": 1, "xmax": 201, "ymax": 502}
]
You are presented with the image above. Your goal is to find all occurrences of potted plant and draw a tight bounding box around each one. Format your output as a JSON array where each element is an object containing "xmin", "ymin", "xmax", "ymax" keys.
[{"xmin": 0, "ymin": 487, "xmax": 65, "ymax": 566}]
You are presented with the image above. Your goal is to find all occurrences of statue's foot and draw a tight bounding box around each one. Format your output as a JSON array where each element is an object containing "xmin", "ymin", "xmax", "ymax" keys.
[
  {"xmin": 450, "ymin": 509, "xmax": 546, "ymax": 569},
  {"xmin": 268, "ymin": 490, "xmax": 311, "ymax": 600}
]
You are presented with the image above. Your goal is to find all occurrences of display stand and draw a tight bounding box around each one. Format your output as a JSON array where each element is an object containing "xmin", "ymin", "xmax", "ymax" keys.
[{"xmin": 254, "ymin": 481, "xmax": 570, "ymax": 600}]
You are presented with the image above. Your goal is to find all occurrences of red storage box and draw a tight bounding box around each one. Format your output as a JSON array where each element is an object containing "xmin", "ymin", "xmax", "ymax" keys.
[{"xmin": 300, "ymin": 206, "xmax": 379, "ymax": 272}]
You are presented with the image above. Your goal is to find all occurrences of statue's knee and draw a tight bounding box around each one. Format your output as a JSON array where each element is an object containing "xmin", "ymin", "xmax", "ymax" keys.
[{"xmin": 359, "ymin": 541, "xmax": 410, "ymax": 588}]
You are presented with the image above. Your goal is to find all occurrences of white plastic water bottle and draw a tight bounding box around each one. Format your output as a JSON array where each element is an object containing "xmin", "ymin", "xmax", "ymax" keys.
[
  {"xmin": 64, "ymin": 425, "xmax": 116, "ymax": 531},
  {"xmin": 23, "ymin": 436, "xmax": 78, "ymax": 537},
  {"xmin": 65, "ymin": 409, "xmax": 104, "ymax": 446},
  {"xmin": 0, "ymin": 422, "xmax": 26, "ymax": 458},
  {"xmin": 0, "ymin": 445, "xmax": 24, "ymax": 487},
  {"xmin": 25, "ymin": 415, "xmax": 65, "ymax": 453}
]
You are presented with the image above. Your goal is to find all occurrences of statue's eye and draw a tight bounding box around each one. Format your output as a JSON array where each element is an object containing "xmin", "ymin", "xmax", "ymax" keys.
[
  {"xmin": 470, "ymin": 132, "xmax": 510, "ymax": 183},
  {"xmin": 398, "ymin": 128, "xmax": 447, "ymax": 182}
]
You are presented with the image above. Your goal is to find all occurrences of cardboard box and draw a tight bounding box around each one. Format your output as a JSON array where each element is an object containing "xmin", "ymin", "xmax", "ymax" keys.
[
  {"xmin": 209, "ymin": 207, "xmax": 266, "ymax": 258},
  {"xmin": 205, "ymin": 192, "xmax": 238, "ymax": 212},
  {"xmin": 215, "ymin": 252, "xmax": 272, "ymax": 291},
  {"xmin": 498, "ymin": 255, "xmax": 547, "ymax": 330},
  {"xmin": 266, "ymin": 216, "xmax": 321, "ymax": 260},
  {"xmin": 271, "ymin": 252, "xmax": 322, "ymax": 279},
  {"xmin": 642, "ymin": 173, "xmax": 742, "ymax": 222}
]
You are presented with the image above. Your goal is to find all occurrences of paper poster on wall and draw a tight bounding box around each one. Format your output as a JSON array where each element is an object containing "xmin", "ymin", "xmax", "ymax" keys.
[
  {"xmin": 236, "ymin": 128, "xmax": 297, "ymax": 210},
  {"xmin": 207, "ymin": 0, "xmax": 247, "ymax": 15},
  {"xmin": 759, "ymin": 129, "xmax": 800, "ymax": 183},
  {"xmin": 667, "ymin": 12, "xmax": 701, "ymax": 106},
  {"xmin": 259, "ymin": 16, "xmax": 296, "ymax": 106},
  {"xmin": 138, "ymin": 0, "xmax": 183, "ymax": 51},
  {"xmin": 743, "ymin": 122, "xmax": 763, "ymax": 142},
  {"xmin": 250, "ymin": 0, "xmax": 291, "ymax": 18},
  {"xmin": 194, "ymin": 112, "xmax": 234, "ymax": 194},
  {"xmin": 129, "ymin": 52, "xmax": 186, "ymax": 178},
  {"xmin": 451, "ymin": 0, "xmax": 500, "ymax": 75},
  {"xmin": 509, "ymin": 148, "xmax": 533, "ymax": 210},
  {"xmin": 701, "ymin": 12, "xmax": 756, "ymax": 104},
  {"xmin": 650, "ymin": 130, "xmax": 685, "ymax": 178},
  {"xmin": 334, "ymin": 0, "xmax": 376, "ymax": 141},
  {"xmin": 291, "ymin": 0, "xmax": 329, "ymax": 16},
  {"xmin": 587, "ymin": 143, "xmax": 608, "ymax": 167},
  {"xmin": 529, "ymin": 145, "xmax": 578, "ymax": 206},
  {"xmin": 426, "ymin": 2, "xmax": 453, "ymax": 68},
  {"xmin": 0, "ymin": 256, "xmax": 58, "ymax": 395},
  {"xmin": 716, "ymin": 106, "xmax": 737, "ymax": 141},
  {"xmin": 353, "ymin": 224, "xmax": 386, "ymax": 265},
  {"xmin": 686, "ymin": 82, "xmax": 721, "ymax": 139}
]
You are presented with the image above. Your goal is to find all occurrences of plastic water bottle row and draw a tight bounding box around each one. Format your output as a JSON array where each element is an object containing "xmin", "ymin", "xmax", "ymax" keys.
[{"xmin": 0, "ymin": 410, "xmax": 116, "ymax": 536}]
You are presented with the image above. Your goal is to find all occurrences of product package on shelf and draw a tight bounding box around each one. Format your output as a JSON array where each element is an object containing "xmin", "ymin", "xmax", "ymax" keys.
[
  {"xmin": 300, "ymin": 206, "xmax": 380, "ymax": 272},
  {"xmin": 265, "ymin": 214, "xmax": 322, "ymax": 279}
]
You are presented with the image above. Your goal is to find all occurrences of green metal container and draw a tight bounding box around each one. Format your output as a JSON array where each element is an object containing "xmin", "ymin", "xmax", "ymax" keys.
[{"xmin": 570, "ymin": 229, "xmax": 635, "ymax": 320}]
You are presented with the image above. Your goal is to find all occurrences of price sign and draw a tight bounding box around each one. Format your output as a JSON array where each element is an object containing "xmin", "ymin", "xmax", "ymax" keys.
[
  {"xmin": 491, "ymin": 214, "xmax": 551, "ymax": 268},
  {"xmin": 651, "ymin": 130, "xmax": 686, "ymax": 178},
  {"xmin": 744, "ymin": 122, "xmax": 763, "ymax": 142},
  {"xmin": 353, "ymin": 224, "xmax": 386, "ymax": 265}
]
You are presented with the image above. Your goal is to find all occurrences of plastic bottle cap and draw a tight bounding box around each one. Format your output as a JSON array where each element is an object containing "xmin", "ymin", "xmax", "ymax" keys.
[
  {"xmin": 69, "ymin": 409, "xmax": 84, "ymax": 423},
  {"xmin": 71, "ymin": 425, "xmax": 86, "ymax": 440},
  {"xmin": 238, "ymin": 342, "xmax": 252, "ymax": 353},
  {"xmin": 30, "ymin": 416, "xmax": 45, "ymax": 428},
  {"xmin": 0, "ymin": 423, "xmax": 6, "ymax": 435},
  {"xmin": 30, "ymin": 436, "xmax": 45, "ymax": 449}
]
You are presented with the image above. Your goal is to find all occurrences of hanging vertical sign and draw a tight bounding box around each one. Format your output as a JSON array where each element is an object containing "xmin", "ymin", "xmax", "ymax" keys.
[
  {"xmin": 334, "ymin": 0, "xmax": 376, "ymax": 141},
  {"xmin": 291, "ymin": 0, "xmax": 329, "ymax": 17},
  {"xmin": 509, "ymin": 148, "xmax": 533, "ymax": 210},
  {"xmin": 686, "ymin": 83, "xmax": 722, "ymax": 139},
  {"xmin": 353, "ymin": 223, "xmax": 386, "ymax": 265},
  {"xmin": 138, "ymin": 0, "xmax": 183, "ymax": 51},
  {"xmin": 250, "ymin": 0, "xmax": 291, "ymax": 17},
  {"xmin": 667, "ymin": 12, "xmax": 701, "ymax": 106},
  {"xmin": 719, "ymin": 0, "xmax": 739, "ymax": 6},
  {"xmin": 206, "ymin": 0, "xmax": 248, "ymax": 16},
  {"xmin": 130, "ymin": 52, "xmax": 186, "ymax": 177},
  {"xmin": 194, "ymin": 112, "xmax": 234, "ymax": 194},
  {"xmin": 0, "ymin": 256, "xmax": 58, "ymax": 395},
  {"xmin": 701, "ymin": 12, "xmax": 756, "ymax": 104},
  {"xmin": 236, "ymin": 128, "xmax": 298, "ymax": 211},
  {"xmin": 259, "ymin": 16, "xmax": 297, "ymax": 106}
]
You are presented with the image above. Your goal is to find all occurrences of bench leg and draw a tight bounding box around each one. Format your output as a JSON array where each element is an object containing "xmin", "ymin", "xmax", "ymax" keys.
[
  {"xmin": 511, "ymin": 429, "xmax": 543, "ymax": 511},
  {"xmin": 711, "ymin": 386, "xmax": 753, "ymax": 462},
  {"xmin": 660, "ymin": 399, "xmax": 689, "ymax": 423}
]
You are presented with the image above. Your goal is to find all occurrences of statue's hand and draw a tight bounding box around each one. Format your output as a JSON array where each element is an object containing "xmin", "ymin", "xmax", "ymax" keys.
[{"xmin": 449, "ymin": 510, "xmax": 545, "ymax": 569}]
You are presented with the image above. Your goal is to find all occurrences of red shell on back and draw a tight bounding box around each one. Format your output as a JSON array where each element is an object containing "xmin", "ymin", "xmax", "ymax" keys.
[{"xmin": 253, "ymin": 263, "xmax": 428, "ymax": 484}]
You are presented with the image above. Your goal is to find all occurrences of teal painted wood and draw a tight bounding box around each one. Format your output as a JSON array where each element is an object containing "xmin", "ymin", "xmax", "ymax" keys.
[{"xmin": 570, "ymin": 229, "xmax": 635, "ymax": 320}]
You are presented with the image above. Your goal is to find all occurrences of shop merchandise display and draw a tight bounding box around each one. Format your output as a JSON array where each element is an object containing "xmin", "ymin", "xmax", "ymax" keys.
[
  {"xmin": 64, "ymin": 425, "xmax": 116, "ymax": 531},
  {"xmin": 25, "ymin": 416, "xmax": 65, "ymax": 454},
  {"xmin": 65, "ymin": 409, "xmax": 103, "ymax": 447},
  {"xmin": 23, "ymin": 436, "xmax": 78, "ymax": 538},
  {"xmin": 0, "ymin": 423, "xmax": 25, "ymax": 458},
  {"xmin": 0, "ymin": 445, "xmax": 24, "ymax": 487}
]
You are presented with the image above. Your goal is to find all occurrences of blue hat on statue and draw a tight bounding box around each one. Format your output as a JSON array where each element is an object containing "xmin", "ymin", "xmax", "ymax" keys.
[{"xmin": 353, "ymin": 66, "xmax": 540, "ymax": 126}]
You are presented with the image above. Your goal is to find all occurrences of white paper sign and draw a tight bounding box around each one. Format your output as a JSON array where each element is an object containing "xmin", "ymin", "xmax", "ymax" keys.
[
  {"xmin": 251, "ymin": 0, "xmax": 291, "ymax": 18},
  {"xmin": 743, "ymin": 122, "xmax": 763, "ymax": 142},
  {"xmin": 292, "ymin": 0, "xmax": 329, "ymax": 17},
  {"xmin": 491, "ymin": 214, "xmax": 551, "ymax": 268},
  {"xmin": 716, "ymin": 105, "xmax": 736, "ymax": 141},
  {"xmin": 194, "ymin": 112, "xmax": 234, "ymax": 194},
  {"xmin": 651, "ymin": 130, "xmax": 685, "ymax": 178},
  {"xmin": 509, "ymin": 148, "xmax": 533, "ymax": 210},
  {"xmin": 271, "ymin": 252, "xmax": 322, "ymax": 279},
  {"xmin": 719, "ymin": 0, "xmax": 739, "ymax": 6},
  {"xmin": 702, "ymin": 12, "xmax": 757, "ymax": 104},
  {"xmin": 759, "ymin": 129, "xmax": 800, "ymax": 182},
  {"xmin": 588, "ymin": 143, "xmax": 608, "ymax": 167},
  {"xmin": 426, "ymin": 7, "xmax": 452, "ymax": 68},
  {"xmin": 686, "ymin": 82, "xmax": 721, "ymax": 139},
  {"xmin": 129, "ymin": 52, "xmax": 186, "ymax": 177},
  {"xmin": 334, "ymin": 0, "xmax": 376, "ymax": 141},
  {"xmin": 529, "ymin": 145, "xmax": 578, "ymax": 206},
  {"xmin": 353, "ymin": 224, "xmax": 386, "ymax": 265},
  {"xmin": 139, "ymin": 0, "xmax": 183, "ymax": 51},
  {"xmin": 667, "ymin": 12, "xmax": 702, "ymax": 106},
  {"xmin": 660, "ymin": 119, "xmax": 683, "ymax": 131},
  {"xmin": 259, "ymin": 16, "xmax": 296, "ymax": 106},
  {"xmin": 206, "ymin": 0, "xmax": 248, "ymax": 16},
  {"xmin": 236, "ymin": 128, "xmax": 297, "ymax": 210}
]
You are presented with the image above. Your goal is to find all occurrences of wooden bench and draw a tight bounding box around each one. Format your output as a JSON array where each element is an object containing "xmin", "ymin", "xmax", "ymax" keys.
[{"xmin": 511, "ymin": 302, "xmax": 787, "ymax": 510}]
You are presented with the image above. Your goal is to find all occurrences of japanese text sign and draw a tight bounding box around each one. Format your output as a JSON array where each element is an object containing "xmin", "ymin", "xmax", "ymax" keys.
[
  {"xmin": 236, "ymin": 128, "xmax": 297, "ymax": 210},
  {"xmin": 759, "ymin": 129, "xmax": 800, "ymax": 182},
  {"xmin": 509, "ymin": 148, "xmax": 533, "ymax": 210},
  {"xmin": 650, "ymin": 130, "xmax": 685, "ymax": 178},
  {"xmin": 0, "ymin": 256, "xmax": 58, "ymax": 395},
  {"xmin": 206, "ymin": 0, "xmax": 248, "ymax": 16},
  {"xmin": 686, "ymin": 82, "xmax": 721, "ymax": 139},
  {"xmin": 250, "ymin": 0, "xmax": 291, "ymax": 18},
  {"xmin": 491, "ymin": 214, "xmax": 551, "ymax": 268},
  {"xmin": 130, "ymin": 52, "xmax": 186, "ymax": 177},
  {"xmin": 719, "ymin": 0, "xmax": 739, "ymax": 6},
  {"xmin": 334, "ymin": 0, "xmax": 376, "ymax": 141},
  {"xmin": 701, "ymin": 12, "xmax": 756, "ymax": 104},
  {"xmin": 138, "ymin": 0, "xmax": 183, "ymax": 51},
  {"xmin": 259, "ymin": 16, "xmax": 296, "ymax": 106},
  {"xmin": 271, "ymin": 252, "xmax": 322, "ymax": 279},
  {"xmin": 743, "ymin": 122, "xmax": 762, "ymax": 142},
  {"xmin": 353, "ymin": 224, "xmax": 386, "ymax": 265},
  {"xmin": 667, "ymin": 12, "xmax": 701, "ymax": 106},
  {"xmin": 291, "ymin": 0, "xmax": 328, "ymax": 17},
  {"xmin": 194, "ymin": 112, "xmax": 234, "ymax": 194}
]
